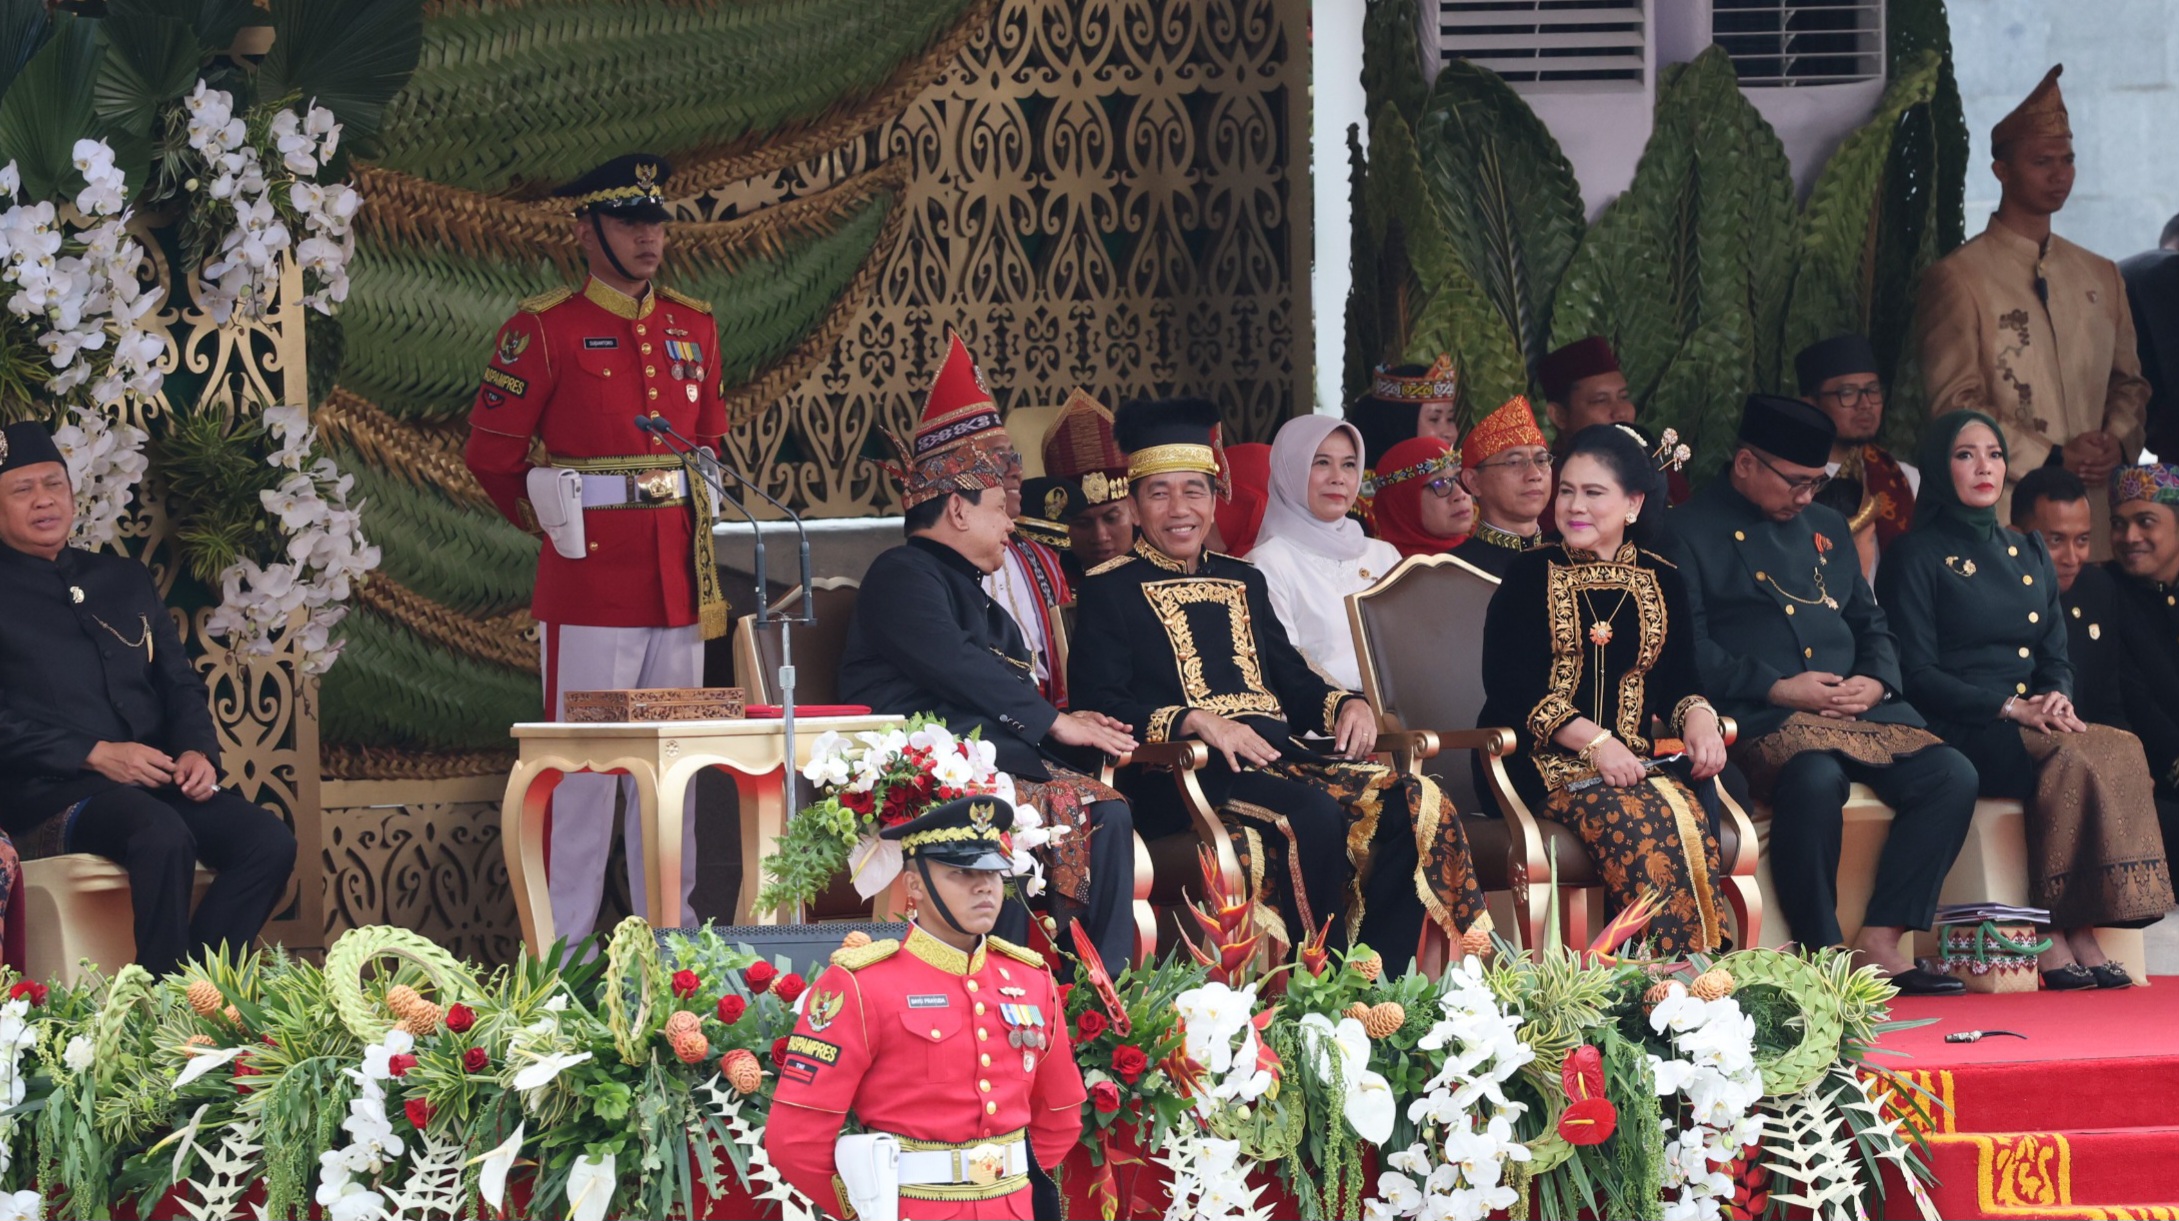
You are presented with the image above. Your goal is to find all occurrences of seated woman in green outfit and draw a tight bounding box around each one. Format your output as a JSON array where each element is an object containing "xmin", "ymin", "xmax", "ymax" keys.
[
  {"xmin": 1479, "ymin": 424, "xmax": 1730, "ymax": 956},
  {"xmin": 1877, "ymin": 411, "xmax": 2176, "ymax": 990}
]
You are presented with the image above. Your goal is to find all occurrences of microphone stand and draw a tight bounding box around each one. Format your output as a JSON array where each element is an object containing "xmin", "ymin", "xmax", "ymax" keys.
[{"xmin": 640, "ymin": 418, "xmax": 819, "ymax": 923}]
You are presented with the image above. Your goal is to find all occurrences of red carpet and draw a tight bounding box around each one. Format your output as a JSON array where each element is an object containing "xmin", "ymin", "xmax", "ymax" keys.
[{"xmin": 1875, "ymin": 978, "xmax": 2179, "ymax": 1219}]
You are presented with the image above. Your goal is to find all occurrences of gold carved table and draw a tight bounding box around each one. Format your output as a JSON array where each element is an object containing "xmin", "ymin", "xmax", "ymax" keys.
[{"xmin": 501, "ymin": 715, "xmax": 906, "ymax": 954}]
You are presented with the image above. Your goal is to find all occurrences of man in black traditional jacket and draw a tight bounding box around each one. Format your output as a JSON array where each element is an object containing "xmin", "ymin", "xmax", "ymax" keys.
[
  {"xmin": 1664, "ymin": 397, "xmax": 1973, "ymax": 995},
  {"xmin": 1067, "ymin": 398, "xmax": 1488, "ymax": 971},
  {"xmin": 0, "ymin": 421, "xmax": 296, "ymax": 977},
  {"xmin": 839, "ymin": 419, "xmax": 1140, "ymax": 972}
]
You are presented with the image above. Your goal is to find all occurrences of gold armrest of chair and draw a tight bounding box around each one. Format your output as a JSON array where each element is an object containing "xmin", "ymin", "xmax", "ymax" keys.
[{"xmin": 1096, "ymin": 740, "xmax": 1244, "ymax": 928}]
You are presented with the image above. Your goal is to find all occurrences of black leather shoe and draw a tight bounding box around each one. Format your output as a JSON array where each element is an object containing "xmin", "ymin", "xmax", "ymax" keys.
[
  {"xmin": 2088, "ymin": 962, "xmax": 2135, "ymax": 989},
  {"xmin": 1887, "ymin": 967, "xmax": 1966, "ymax": 996},
  {"xmin": 2042, "ymin": 963, "xmax": 2097, "ymax": 991}
]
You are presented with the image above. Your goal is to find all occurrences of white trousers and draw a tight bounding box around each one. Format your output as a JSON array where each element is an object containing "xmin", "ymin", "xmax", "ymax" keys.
[{"xmin": 541, "ymin": 621, "xmax": 702, "ymax": 942}]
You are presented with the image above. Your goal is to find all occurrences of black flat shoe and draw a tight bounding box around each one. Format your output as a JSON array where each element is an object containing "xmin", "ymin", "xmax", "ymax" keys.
[
  {"xmin": 2042, "ymin": 963, "xmax": 2097, "ymax": 991},
  {"xmin": 1887, "ymin": 967, "xmax": 1966, "ymax": 996},
  {"xmin": 2088, "ymin": 962, "xmax": 2135, "ymax": 989}
]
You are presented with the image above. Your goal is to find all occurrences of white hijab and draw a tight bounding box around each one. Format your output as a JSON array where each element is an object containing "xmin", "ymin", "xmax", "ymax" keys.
[{"xmin": 1256, "ymin": 414, "xmax": 1371, "ymax": 562}]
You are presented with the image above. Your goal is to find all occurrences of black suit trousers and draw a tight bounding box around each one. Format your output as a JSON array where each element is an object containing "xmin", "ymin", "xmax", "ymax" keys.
[
  {"xmin": 1766, "ymin": 746, "xmax": 1978, "ymax": 946},
  {"xmin": 65, "ymin": 785, "xmax": 298, "ymax": 977}
]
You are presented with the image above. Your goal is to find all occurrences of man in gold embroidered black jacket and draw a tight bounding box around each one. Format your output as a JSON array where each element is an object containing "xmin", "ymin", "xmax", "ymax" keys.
[{"xmin": 1066, "ymin": 397, "xmax": 1488, "ymax": 971}]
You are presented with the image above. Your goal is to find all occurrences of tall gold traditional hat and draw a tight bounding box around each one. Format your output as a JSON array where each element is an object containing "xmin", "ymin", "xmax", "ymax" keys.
[
  {"xmin": 1992, "ymin": 65, "xmax": 2070, "ymax": 156},
  {"xmin": 1041, "ymin": 387, "xmax": 1128, "ymax": 506}
]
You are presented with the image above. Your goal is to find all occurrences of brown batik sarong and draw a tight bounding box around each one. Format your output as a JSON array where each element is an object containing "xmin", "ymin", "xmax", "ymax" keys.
[
  {"xmin": 1731, "ymin": 712, "xmax": 1946, "ymax": 801},
  {"xmin": 2020, "ymin": 725, "xmax": 2176, "ymax": 928},
  {"xmin": 1543, "ymin": 774, "xmax": 1725, "ymax": 956},
  {"xmin": 1013, "ymin": 765, "xmax": 1125, "ymax": 906},
  {"xmin": 1218, "ymin": 757, "xmax": 1489, "ymax": 950}
]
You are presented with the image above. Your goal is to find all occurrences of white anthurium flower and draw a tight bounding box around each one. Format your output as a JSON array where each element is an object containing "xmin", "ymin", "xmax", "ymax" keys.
[
  {"xmin": 512, "ymin": 1049, "xmax": 592, "ymax": 1093},
  {"xmin": 172, "ymin": 1044, "xmax": 249, "ymax": 1088},
  {"xmin": 566, "ymin": 1151, "xmax": 617, "ymax": 1221},
  {"xmin": 473, "ymin": 1123, "xmax": 526, "ymax": 1210}
]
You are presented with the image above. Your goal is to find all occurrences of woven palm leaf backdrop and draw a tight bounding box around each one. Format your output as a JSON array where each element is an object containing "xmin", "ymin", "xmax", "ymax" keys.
[{"xmin": 1347, "ymin": 0, "xmax": 1969, "ymax": 480}]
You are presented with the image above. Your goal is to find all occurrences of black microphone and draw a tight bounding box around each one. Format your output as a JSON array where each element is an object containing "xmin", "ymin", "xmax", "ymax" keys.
[{"xmin": 643, "ymin": 416, "xmax": 814, "ymax": 627}]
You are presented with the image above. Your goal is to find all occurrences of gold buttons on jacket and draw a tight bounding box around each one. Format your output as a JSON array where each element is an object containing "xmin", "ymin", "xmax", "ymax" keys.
[
  {"xmin": 2017, "ymin": 683, "xmax": 2029, "ymax": 694},
  {"xmin": 2023, "ymin": 574, "xmax": 2034, "ymax": 585},
  {"xmin": 2008, "ymin": 545, "xmax": 2019, "ymax": 557},
  {"xmin": 966, "ymin": 981, "xmax": 980, "ymax": 992},
  {"xmin": 1755, "ymin": 571, "xmax": 1767, "ymax": 581},
  {"xmin": 1785, "ymin": 605, "xmax": 1796, "ymax": 616},
  {"xmin": 601, "ymin": 368, "xmax": 613, "ymax": 377},
  {"xmin": 931, "ymin": 1027, "xmax": 942, "ymax": 1039},
  {"xmin": 636, "ymin": 325, "xmax": 647, "ymax": 336},
  {"xmin": 980, "ymin": 1053, "xmax": 991, "ymax": 1067},
  {"xmin": 645, "ymin": 365, "xmax": 656, "ymax": 377},
  {"xmin": 974, "ymin": 1002, "xmax": 987, "ymax": 1016},
  {"xmin": 2019, "ymin": 647, "xmax": 2031, "ymax": 658},
  {"xmin": 641, "ymin": 343, "xmax": 653, "ymax": 354},
  {"xmin": 1734, "ymin": 531, "xmax": 1746, "ymax": 541},
  {"xmin": 1803, "ymin": 648, "xmax": 1813, "ymax": 658},
  {"xmin": 977, "ymin": 1027, "xmax": 989, "ymax": 1040},
  {"xmin": 2029, "ymin": 612, "xmax": 2039, "ymax": 623},
  {"xmin": 986, "ymin": 1102, "xmax": 998, "ymax": 1115},
  {"xmin": 979, "ymin": 1080, "xmax": 991, "ymax": 1093},
  {"xmin": 647, "ymin": 388, "xmax": 658, "ymax": 400}
]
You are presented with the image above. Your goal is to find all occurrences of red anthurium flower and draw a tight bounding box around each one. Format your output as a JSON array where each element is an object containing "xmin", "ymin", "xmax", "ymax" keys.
[
  {"xmin": 1558, "ymin": 1096, "xmax": 1617, "ymax": 1145},
  {"xmin": 1561, "ymin": 1044, "xmax": 1606, "ymax": 1102}
]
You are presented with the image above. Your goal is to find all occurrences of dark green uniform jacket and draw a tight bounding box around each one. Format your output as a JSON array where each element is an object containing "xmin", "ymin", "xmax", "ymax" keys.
[
  {"xmin": 1663, "ymin": 480, "xmax": 1923, "ymax": 742},
  {"xmin": 1875, "ymin": 518, "xmax": 2072, "ymax": 739}
]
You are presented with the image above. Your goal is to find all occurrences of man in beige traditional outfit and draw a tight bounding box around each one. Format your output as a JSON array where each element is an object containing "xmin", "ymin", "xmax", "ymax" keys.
[{"xmin": 1917, "ymin": 65, "xmax": 2150, "ymax": 558}]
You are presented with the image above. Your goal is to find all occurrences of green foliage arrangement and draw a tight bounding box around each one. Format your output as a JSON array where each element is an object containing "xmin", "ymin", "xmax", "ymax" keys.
[{"xmin": 1346, "ymin": 0, "xmax": 1969, "ymax": 472}]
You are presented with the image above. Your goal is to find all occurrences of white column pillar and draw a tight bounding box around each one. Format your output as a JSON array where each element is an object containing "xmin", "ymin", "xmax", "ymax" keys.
[{"xmin": 1312, "ymin": 0, "xmax": 1370, "ymax": 415}]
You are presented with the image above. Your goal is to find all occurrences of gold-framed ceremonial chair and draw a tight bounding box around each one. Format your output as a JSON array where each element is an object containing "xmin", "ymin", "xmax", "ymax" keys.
[
  {"xmin": 1101, "ymin": 741, "xmax": 1243, "ymax": 959},
  {"xmin": 731, "ymin": 577, "xmax": 861, "ymax": 706},
  {"xmin": 1346, "ymin": 552, "xmax": 1763, "ymax": 960}
]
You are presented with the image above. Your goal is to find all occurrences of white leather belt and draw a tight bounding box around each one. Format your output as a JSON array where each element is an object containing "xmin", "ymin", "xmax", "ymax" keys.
[
  {"xmin": 575, "ymin": 468, "xmax": 688, "ymax": 508},
  {"xmin": 895, "ymin": 1139, "xmax": 1027, "ymax": 1187}
]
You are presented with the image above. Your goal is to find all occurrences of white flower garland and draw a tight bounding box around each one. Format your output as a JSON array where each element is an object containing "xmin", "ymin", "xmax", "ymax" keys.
[
  {"xmin": 183, "ymin": 82, "xmax": 358, "ymax": 322},
  {"xmin": 1647, "ymin": 982, "xmax": 1765, "ymax": 1221},
  {"xmin": 52, "ymin": 403, "xmax": 149, "ymax": 549},
  {"xmin": 1171, "ymin": 981, "xmax": 1274, "ymax": 1117},
  {"xmin": 1368, "ymin": 955, "xmax": 1535, "ymax": 1221},
  {"xmin": 315, "ymin": 1029, "xmax": 412, "ymax": 1221},
  {"xmin": 202, "ymin": 403, "xmax": 378, "ymax": 676}
]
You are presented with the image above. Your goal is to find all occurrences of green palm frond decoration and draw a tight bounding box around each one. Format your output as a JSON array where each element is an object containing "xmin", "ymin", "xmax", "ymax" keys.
[
  {"xmin": 320, "ymin": 609, "xmax": 541, "ymax": 749},
  {"xmin": 341, "ymin": 459, "xmax": 537, "ymax": 616},
  {"xmin": 375, "ymin": 0, "xmax": 978, "ymax": 194},
  {"xmin": 1414, "ymin": 59, "xmax": 1586, "ymax": 373}
]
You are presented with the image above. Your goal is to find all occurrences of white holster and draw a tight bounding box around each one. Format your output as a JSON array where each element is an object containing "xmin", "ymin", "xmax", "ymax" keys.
[
  {"xmin": 526, "ymin": 466, "xmax": 586, "ymax": 559},
  {"xmin": 834, "ymin": 1132, "xmax": 899, "ymax": 1221}
]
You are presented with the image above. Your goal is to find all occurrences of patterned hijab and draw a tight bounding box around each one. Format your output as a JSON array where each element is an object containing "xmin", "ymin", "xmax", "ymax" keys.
[
  {"xmin": 1372, "ymin": 435, "xmax": 1463, "ymax": 558},
  {"xmin": 1913, "ymin": 409, "xmax": 2008, "ymax": 541}
]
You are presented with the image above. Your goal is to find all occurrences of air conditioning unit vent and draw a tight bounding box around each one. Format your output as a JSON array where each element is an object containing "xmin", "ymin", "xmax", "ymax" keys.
[
  {"xmin": 1435, "ymin": 0, "xmax": 1646, "ymax": 88},
  {"xmin": 1713, "ymin": 0, "xmax": 1883, "ymax": 86}
]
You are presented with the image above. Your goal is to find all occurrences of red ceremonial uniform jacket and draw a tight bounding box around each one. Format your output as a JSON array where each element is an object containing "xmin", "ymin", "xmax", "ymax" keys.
[
  {"xmin": 463, "ymin": 276, "xmax": 727, "ymax": 628},
  {"xmin": 765, "ymin": 927, "xmax": 1086, "ymax": 1220}
]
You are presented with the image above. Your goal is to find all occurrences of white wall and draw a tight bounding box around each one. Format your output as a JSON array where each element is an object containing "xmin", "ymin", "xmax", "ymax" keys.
[
  {"xmin": 1314, "ymin": 0, "xmax": 1369, "ymax": 415},
  {"xmin": 1949, "ymin": 0, "xmax": 2179, "ymax": 263}
]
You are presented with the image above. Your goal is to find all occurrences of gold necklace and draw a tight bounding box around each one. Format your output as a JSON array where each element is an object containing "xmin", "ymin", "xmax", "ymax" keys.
[
  {"xmin": 1576, "ymin": 583, "xmax": 1632, "ymax": 727},
  {"xmin": 90, "ymin": 612, "xmax": 153, "ymax": 662}
]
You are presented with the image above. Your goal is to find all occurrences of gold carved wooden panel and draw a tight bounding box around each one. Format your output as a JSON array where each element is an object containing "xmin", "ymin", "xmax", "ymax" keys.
[
  {"xmin": 698, "ymin": 0, "xmax": 1313, "ymax": 516},
  {"xmin": 321, "ymin": 779, "xmax": 518, "ymax": 966}
]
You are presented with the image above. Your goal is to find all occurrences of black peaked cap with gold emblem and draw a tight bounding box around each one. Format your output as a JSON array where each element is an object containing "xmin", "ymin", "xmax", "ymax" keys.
[
  {"xmin": 1015, "ymin": 476, "xmax": 1078, "ymax": 547},
  {"xmin": 553, "ymin": 153, "xmax": 672, "ymax": 222},
  {"xmin": 880, "ymin": 794, "xmax": 1016, "ymax": 870}
]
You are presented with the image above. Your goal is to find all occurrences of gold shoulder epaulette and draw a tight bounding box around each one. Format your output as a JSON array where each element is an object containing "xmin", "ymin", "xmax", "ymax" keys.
[
  {"xmin": 1639, "ymin": 548, "xmax": 1678, "ymax": 569},
  {"xmin": 986, "ymin": 935, "xmax": 1047, "ymax": 968},
  {"xmin": 520, "ymin": 287, "xmax": 574, "ymax": 313},
  {"xmin": 658, "ymin": 285, "xmax": 713, "ymax": 313},
  {"xmin": 829, "ymin": 938, "xmax": 900, "ymax": 970},
  {"xmin": 1085, "ymin": 554, "xmax": 1135, "ymax": 577}
]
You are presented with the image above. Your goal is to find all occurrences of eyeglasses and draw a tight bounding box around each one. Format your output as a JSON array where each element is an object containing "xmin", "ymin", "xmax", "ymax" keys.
[
  {"xmin": 1473, "ymin": 452, "xmax": 1552, "ymax": 474},
  {"xmin": 1424, "ymin": 475, "xmax": 1464, "ymax": 499},
  {"xmin": 1817, "ymin": 383, "xmax": 1885, "ymax": 408},
  {"xmin": 1752, "ymin": 450, "xmax": 1831, "ymax": 496}
]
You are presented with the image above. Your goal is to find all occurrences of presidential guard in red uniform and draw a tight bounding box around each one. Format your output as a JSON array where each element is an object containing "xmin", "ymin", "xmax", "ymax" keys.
[
  {"xmin": 766, "ymin": 796, "xmax": 1086, "ymax": 1220},
  {"xmin": 462, "ymin": 153, "xmax": 731, "ymax": 942}
]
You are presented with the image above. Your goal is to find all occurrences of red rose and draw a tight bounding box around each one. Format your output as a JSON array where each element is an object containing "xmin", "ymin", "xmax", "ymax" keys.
[
  {"xmin": 717, "ymin": 995, "xmax": 748, "ymax": 1025},
  {"xmin": 1076, "ymin": 1011, "xmax": 1108, "ymax": 1041},
  {"xmin": 744, "ymin": 961, "xmax": 778, "ymax": 994},
  {"xmin": 8, "ymin": 980, "xmax": 44, "ymax": 1006},
  {"xmin": 1058, "ymin": 984, "xmax": 1074, "ymax": 1009},
  {"xmin": 387, "ymin": 1053, "xmax": 418, "ymax": 1078},
  {"xmin": 462, "ymin": 1047, "xmax": 489, "ymax": 1073},
  {"xmin": 444, "ymin": 1004, "xmax": 475, "ymax": 1034},
  {"xmin": 1110, "ymin": 1045, "xmax": 1148, "ymax": 1085},
  {"xmin": 233, "ymin": 1054, "xmax": 259, "ymax": 1095},
  {"xmin": 774, "ymin": 974, "xmax": 807, "ymax": 1006},
  {"xmin": 405, "ymin": 1098, "xmax": 433, "ymax": 1129},
  {"xmin": 672, "ymin": 969, "xmax": 701, "ymax": 998},
  {"xmin": 771, "ymin": 1036, "xmax": 791, "ymax": 1068},
  {"xmin": 842, "ymin": 788, "xmax": 875, "ymax": 817},
  {"xmin": 1089, "ymin": 1080, "xmax": 1121, "ymax": 1114},
  {"xmin": 262, "ymin": 1033, "xmax": 279, "ymax": 1047}
]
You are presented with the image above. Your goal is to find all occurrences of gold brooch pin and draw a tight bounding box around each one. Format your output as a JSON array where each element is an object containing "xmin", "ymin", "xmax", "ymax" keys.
[{"xmin": 1944, "ymin": 556, "xmax": 1977, "ymax": 578}]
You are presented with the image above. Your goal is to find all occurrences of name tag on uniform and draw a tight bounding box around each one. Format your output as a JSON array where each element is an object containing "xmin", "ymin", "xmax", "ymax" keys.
[
  {"xmin": 907, "ymin": 994, "xmax": 950, "ymax": 1009},
  {"xmin": 583, "ymin": 337, "xmax": 619, "ymax": 349}
]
